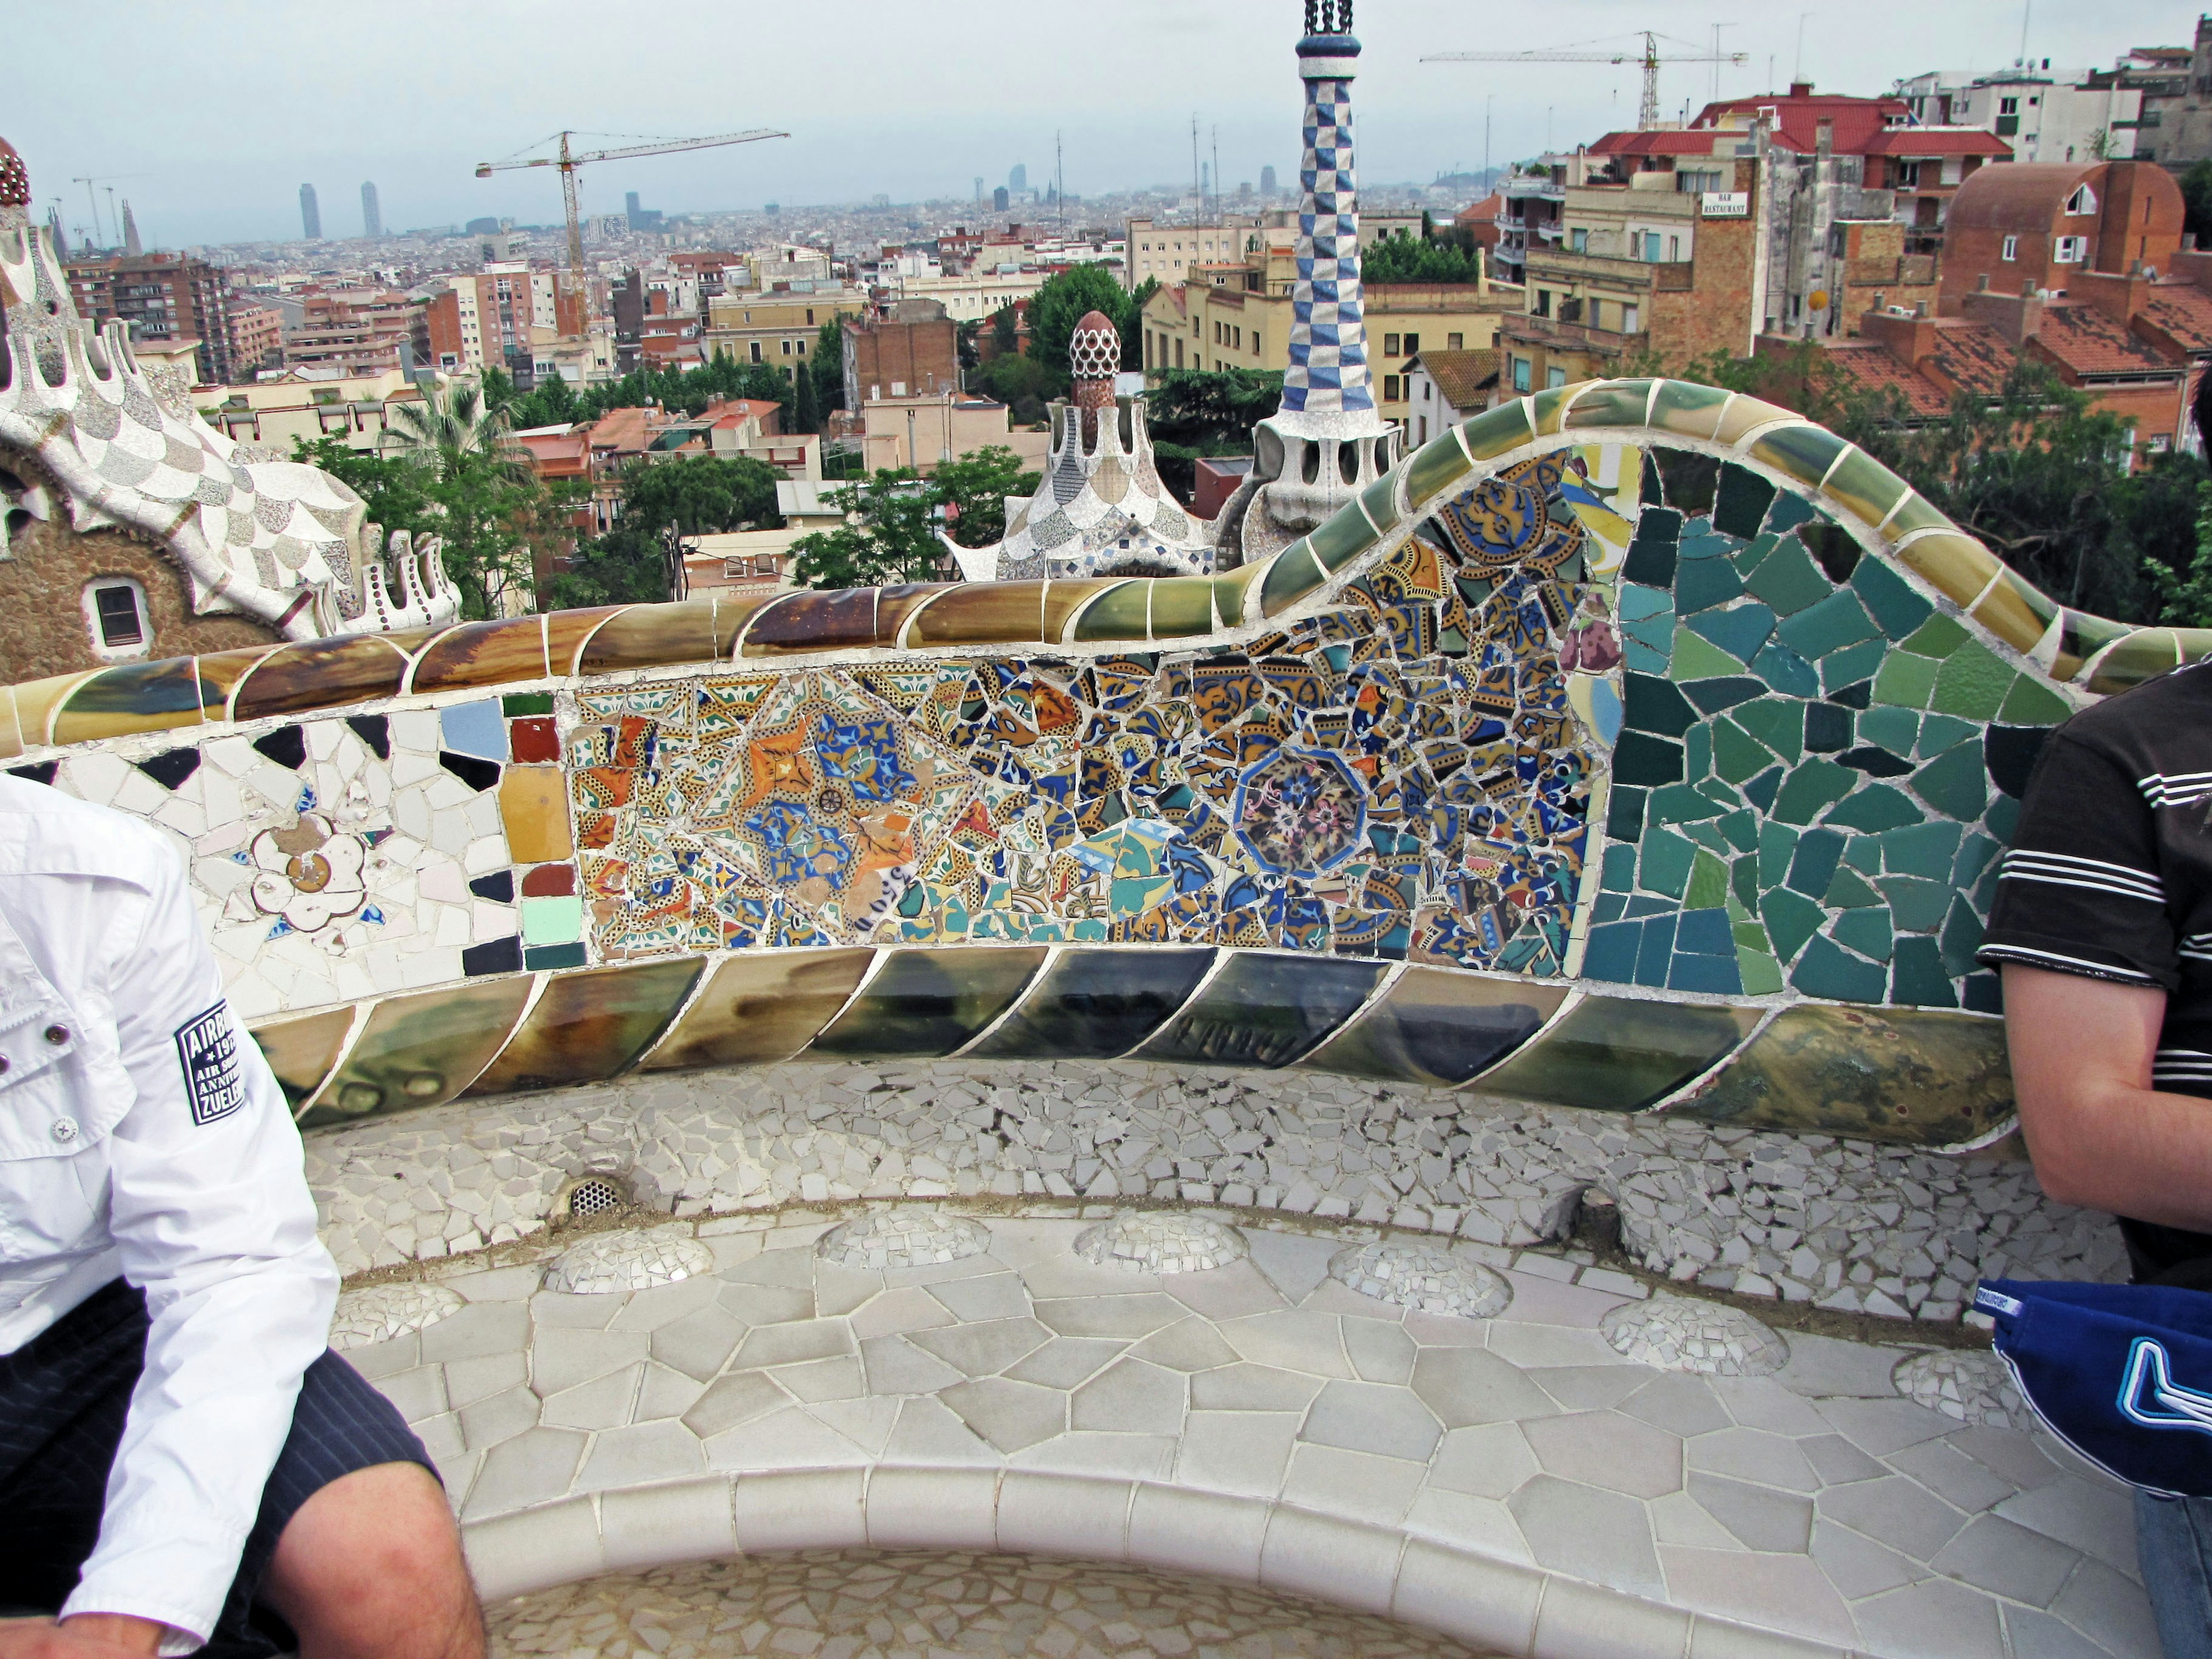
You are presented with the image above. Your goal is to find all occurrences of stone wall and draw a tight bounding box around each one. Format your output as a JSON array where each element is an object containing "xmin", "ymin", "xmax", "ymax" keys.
[{"xmin": 0, "ymin": 516, "xmax": 278, "ymax": 680}]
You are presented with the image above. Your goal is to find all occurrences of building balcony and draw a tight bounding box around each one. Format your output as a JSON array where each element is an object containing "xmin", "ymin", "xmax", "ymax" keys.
[{"xmin": 1505, "ymin": 312, "xmax": 1641, "ymax": 355}]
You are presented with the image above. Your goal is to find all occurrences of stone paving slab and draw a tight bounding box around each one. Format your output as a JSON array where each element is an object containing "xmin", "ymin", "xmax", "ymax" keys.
[{"xmin": 350, "ymin": 1211, "xmax": 2154, "ymax": 1659}]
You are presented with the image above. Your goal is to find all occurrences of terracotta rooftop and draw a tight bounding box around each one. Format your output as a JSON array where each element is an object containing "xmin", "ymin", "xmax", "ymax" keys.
[
  {"xmin": 2138, "ymin": 282, "xmax": 2212, "ymax": 352},
  {"xmin": 1414, "ymin": 348, "xmax": 1500, "ymax": 411},
  {"xmin": 2036, "ymin": 301, "xmax": 2181, "ymax": 377},
  {"xmin": 1690, "ymin": 90, "xmax": 1911, "ymax": 155},
  {"xmin": 1858, "ymin": 128, "xmax": 2012, "ymax": 158},
  {"xmin": 1588, "ymin": 131, "xmax": 1729, "ymax": 158},
  {"xmin": 1821, "ymin": 342, "xmax": 1952, "ymax": 419},
  {"xmin": 1925, "ymin": 321, "xmax": 2015, "ymax": 396}
]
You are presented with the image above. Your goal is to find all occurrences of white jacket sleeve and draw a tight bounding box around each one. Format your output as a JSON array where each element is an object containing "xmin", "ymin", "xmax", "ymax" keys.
[{"xmin": 59, "ymin": 840, "xmax": 340, "ymax": 1650}]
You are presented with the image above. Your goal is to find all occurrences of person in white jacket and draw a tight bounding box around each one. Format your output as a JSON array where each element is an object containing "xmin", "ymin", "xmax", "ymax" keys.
[{"xmin": 0, "ymin": 777, "xmax": 480, "ymax": 1659}]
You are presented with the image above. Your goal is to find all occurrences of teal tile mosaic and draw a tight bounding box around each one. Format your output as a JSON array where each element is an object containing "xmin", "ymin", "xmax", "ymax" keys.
[{"xmin": 1584, "ymin": 449, "xmax": 2052, "ymax": 1009}]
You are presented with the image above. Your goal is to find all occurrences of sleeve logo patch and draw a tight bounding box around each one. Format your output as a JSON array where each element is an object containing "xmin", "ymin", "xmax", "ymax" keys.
[{"xmin": 175, "ymin": 1002, "xmax": 245, "ymax": 1127}]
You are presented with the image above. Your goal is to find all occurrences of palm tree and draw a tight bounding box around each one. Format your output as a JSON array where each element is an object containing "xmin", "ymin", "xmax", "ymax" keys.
[{"xmin": 387, "ymin": 382, "xmax": 528, "ymax": 483}]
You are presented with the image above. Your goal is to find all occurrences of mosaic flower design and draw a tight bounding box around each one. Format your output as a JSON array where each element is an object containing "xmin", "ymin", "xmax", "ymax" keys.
[
  {"xmin": 1233, "ymin": 747, "xmax": 1366, "ymax": 876},
  {"xmin": 247, "ymin": 812, "xmax": 367, "ymax": 933}
]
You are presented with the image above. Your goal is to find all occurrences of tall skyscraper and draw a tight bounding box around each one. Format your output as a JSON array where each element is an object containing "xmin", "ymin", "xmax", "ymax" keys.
[
  {"xmin": 993, "ymin": 185, "xmax": 1010, "ymax": 213},
  {"xmin": 299, "ymin": 183, "xmax": 320, "ymax": 240},
  {"xmin": 361, "ymin": 181, "xmax": 381, "ymax": 240},
  {"xmin": 1009, "ymin": 163, "xmax": 1027, "ymax": 196},
  {"xmin": 974, "ymin": 176, "xmax": 984, "ymax": 202},
  {"xmin": 120, "ymin": 200, "xmax": 141, "ymax": 257},
  {"xmin": 1261, "ymin": 164, "xmax": 1278, "ymax": 196},
  {"xmin": 624, "ymin": 190, "xmax": 641, "ymax": 225}
]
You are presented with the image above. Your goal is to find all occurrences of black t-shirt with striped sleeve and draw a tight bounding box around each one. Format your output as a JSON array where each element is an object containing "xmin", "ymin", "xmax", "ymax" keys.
[{"xmin": 1978, "ymin": 660, "xmax": 2212, "ymax": 1279}]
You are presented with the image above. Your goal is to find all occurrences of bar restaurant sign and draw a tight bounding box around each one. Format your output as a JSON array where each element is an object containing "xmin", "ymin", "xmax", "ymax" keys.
[{"xmin": 1700, "ymin": 192, "xmax": 1750, "ymax": 217}]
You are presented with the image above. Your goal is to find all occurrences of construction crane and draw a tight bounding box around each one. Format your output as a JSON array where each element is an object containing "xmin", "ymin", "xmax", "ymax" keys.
[
  {"xmin": 474, "ymin": 128, "xmax": 788, "ymax": 313},
  {"xmin": 69, "ymin": 173, "xmax": 143, "ymax": 250},
  {"xmin": 1425, "ymin": 32, "xmax": 1748, "ymax": 132}
]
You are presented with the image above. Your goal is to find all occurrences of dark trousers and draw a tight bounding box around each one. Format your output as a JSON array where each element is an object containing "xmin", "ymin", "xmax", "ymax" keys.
[{"xmin": 0, "ymin": 1280, "xmax": 434, "ymax": 1659}]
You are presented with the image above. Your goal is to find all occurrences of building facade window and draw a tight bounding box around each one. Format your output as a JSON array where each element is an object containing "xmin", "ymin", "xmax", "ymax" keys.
[
  {"xmin": 1446, "ymin": 331, "xmax": 1464, "ymax": 349},
  {"xmin": 1382, "ymin": 332, "xmax": 1402, "ymax": 355},
  {"xmin": 1545, "ymin": 366, "xmax": 1568, "ymax": 389},
  {"xmin": 1571, "ymin": 228, "xmax": 1589, "ymax": 252},
  {"xmin": 2055, "ymin": 235, "xmax": 2088, "ymax": 263},
  {"xmin": 1622, "ymin": 304, "xmax": 1641, "ymax": 332},
  {"xmin": 1511, "ymin": 355, "xmax": 1532, "ymax": 393},
  {"xmin": 83, "ymin": 578, "xmax": 150, "ymax": 661},
  {"xmin": 2002, "ymin": 234, "xmax": 2019, "ymax": 261},
  {"xmin": 2065, "ymin": 184, "xmax": 2098, "ymax": 215}
]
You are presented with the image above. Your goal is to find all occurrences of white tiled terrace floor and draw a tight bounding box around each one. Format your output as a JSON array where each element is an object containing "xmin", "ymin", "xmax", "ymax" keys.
[{"xmin": 353, "ymin": 1212, "xmax": 2154, "ymax": 1659}]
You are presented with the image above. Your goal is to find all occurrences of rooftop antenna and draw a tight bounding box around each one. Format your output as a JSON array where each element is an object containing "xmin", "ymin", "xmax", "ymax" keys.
[
  {"xmin": 1191, "ymin": 115, "xmax": 1201, "ymax": 218},
  {"xmin": 1211, "ymin": 124, "xmax": 1221, "ymax": 221},
  {"xmin": 1711, "ymin": 25, "xmax": 1730, "ymax": 103},
  {"xmin": 2018, "ymin": 0, "xmax": 2031, "ymax": 67},
  {"xmin": 1794, "ymin": 14, "xmax": 1811, "ymax": 84}
]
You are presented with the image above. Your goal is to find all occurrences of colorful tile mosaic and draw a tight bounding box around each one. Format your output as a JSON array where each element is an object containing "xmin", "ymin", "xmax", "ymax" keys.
[{"xmin": 4, "ymin": 380, "xmax": 2133, "ymax": 1155}]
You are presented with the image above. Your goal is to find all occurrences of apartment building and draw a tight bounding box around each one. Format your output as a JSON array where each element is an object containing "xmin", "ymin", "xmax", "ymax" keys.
[
  {"xmin": 424, "ymin": 263, "xmax": 584, "ymax": 378},
  {"xmin": 63, "ymin": 252, "xmax": 237, "ymax": 384},
  {"xmin": 1123, "ymin": 210, "xmax": 1422, "ymax": 291},
  {"xmin": 703, "ymin": 286, "xmax": 862, "ymax": 384},
  {"xmin": 1139, "ymin": 232, "xmax": 1517, "ymax": 428},
  {"xmin": 1499, "ymin": 152, "xmax": 1763, "ymax": 393},
  {"xmin": 1937, "ymin": 159, "xmax": 2185, "ymax": 309},
  {"xmin": 226, "ymin": 301, "xmax": 285, "ymax": 377},
  {"xmin": 841, "ymin": 301, "xmax": 959, "ymax": 410},
  {"xmin": 285, "ymin": 286, "xmax": 429, "ymax": 377},
  {"xmin": 201, "ymin": 366, "xmax": 436, "ymax": 455}
]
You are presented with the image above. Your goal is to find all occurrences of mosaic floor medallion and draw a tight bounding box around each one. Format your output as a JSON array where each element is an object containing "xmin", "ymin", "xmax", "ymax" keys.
[
  {"xmin": 1073, "ymin": 1211, "xmax": 1249, "ymax": 1274},
  {"xmin": 328, "ymin": 1282, "xmax": 464, "ymax": 1351},
  {"xmin": 1600, "ymin": 1293, "xmax": 1789, "ymax": 1376},
  {"xmin": 1893, "ymin": 1347, "xmax": 2031, "ymax": 1431},
  {"xmin": 1327, "ymin": 1240, "xmax": 1512, "ymax": 1319},
  {"xmin": 542, "ymin": 1227, "xmax": 715, "ymax": 1295},
  {"xmin": 815, "ymin": 1207, "xmax": 992, "ymax": 1270}
]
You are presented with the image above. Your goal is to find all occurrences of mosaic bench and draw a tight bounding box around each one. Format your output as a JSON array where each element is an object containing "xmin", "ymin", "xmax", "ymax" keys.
[{"xmin": 5, "ymin": 377, "xmax": 2181, "ymax": 1157}]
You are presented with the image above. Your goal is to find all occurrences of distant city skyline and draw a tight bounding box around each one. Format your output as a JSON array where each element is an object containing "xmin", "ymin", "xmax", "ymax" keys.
[{"xmin": 10, "ymin": 0, "xmax": 2192, "ymax": 248}]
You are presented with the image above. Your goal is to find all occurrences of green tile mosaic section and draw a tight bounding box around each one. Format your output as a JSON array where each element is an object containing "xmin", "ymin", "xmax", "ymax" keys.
[{"xmin": 1594, "ymin": 451, "xmax": 2070, "ymax": 1013}]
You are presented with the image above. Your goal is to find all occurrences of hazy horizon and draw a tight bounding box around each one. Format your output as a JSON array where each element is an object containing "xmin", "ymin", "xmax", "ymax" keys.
[{"xmin": 10, "ymin": 0, "xmax": 2192, "ymax": 249}]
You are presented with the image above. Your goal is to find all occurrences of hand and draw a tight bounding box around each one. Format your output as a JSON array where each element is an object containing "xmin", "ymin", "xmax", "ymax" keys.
[{"xmin": 0, "ymin": 1619, "xmax": 162, "ymax": 1659}]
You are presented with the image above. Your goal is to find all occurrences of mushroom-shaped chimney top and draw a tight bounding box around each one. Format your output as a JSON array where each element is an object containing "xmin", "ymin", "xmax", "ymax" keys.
[
  {"xmin": 1070, "ymin": 310, "xmax": 1120, "ymax": 382},
  {"xmin": 0, "ymin": 138, "xmax": 29, "ymax": 209}
]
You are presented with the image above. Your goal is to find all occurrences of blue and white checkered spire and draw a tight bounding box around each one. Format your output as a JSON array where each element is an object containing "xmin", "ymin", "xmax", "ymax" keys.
[{"xmin": 1283, "ymin": 20, "xmax": 1372, "ymax": 417}]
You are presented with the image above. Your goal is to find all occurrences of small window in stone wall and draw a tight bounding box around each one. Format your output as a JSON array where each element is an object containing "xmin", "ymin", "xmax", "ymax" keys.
[{"xmin": 84, "ymin": 578, "xmax": 150, "ymax": 661}]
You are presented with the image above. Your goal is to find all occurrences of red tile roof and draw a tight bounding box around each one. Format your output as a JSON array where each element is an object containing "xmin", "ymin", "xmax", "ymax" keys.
[
  {"xmin": 2036, "ymin": 302, "xmax": 2183, "ymax": 376},
  {"xmin": 1923, "ymin": 321, "xmax": 2014, "ymax": 395},
  {"xmin": 1588, "ymin": 131, "xmax": 1725, "ymax": 157},
  {"xmin": 1413, "ymin": 349, "xmax": 1499, "ymax": 411},
  {"xmin": 1859, "ymin": 129, "xmax": 2012, "ymax": 157},
  {"xmin": 2139, "ymin": 283, "xmax": 2212, "ymax": 353},
  {"xmin": 1691, "ymin": 92, "xmax": 1912, "ymax": 156},
  {"xmin": 1822, "ymin": 343, "xmax": 1952, "ymax": 418}
]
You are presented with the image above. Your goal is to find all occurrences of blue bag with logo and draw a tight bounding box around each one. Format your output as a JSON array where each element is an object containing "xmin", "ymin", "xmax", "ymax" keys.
[{"xmin": 1976, "ymin": 1278, "xmax": 2212, "ymax": 1497}]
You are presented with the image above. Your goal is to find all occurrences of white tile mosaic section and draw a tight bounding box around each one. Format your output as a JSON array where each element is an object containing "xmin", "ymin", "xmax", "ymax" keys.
[
  {"xmin": 543, "ymin": 1228, "xmax": 714, "ymax": 1296},
  {"xmin": 361, "ymin": 1213, "xmax": 2157, "ymax": 1659},
  {"xmin": 1893, "ymin": 1349, "xmax": 2033, "ymax": 1433},
  {"xmin": 301, "ymin": 1060, "xmax": 2125, "ymax": 1322},
  {"xmin": 1601, "ymin": 1296, "xmax": 1789, "ymax": 1377},
  {"xmin": 1330, "ymin": 1243, "xmax": 1510, "ymax": 1320},
  {"xmin": 51, "ymin": 713, "xmax": 513, "ymax": 1020},
  {"xmin": 816, "ymin": 1208, "xmax": 991, "ymax": 1271},
  {"xmin": 488, "ymin": 1554, "xmax": 1481, "ymax": 1659},
  {"xmin": 329, "ymin": 1281, "xmax": 464, "ymax": 1351},
  {"xmin": 1075, "ymin": 1211, "xmax": 1248, "ymax": 1274}
]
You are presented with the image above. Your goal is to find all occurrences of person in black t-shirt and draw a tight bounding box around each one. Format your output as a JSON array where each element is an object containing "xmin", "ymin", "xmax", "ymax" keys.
[{"xmin": 1979, "ymin": 657, "xmax": 2212, "ymax": 1653}]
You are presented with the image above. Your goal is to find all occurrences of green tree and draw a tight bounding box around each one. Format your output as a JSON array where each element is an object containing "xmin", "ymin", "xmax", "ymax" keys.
[
  {"xmin": 967, "ymin": 350, "xmax": 1054, "ymax": 426},
  {"xmin": 2182, "ymin": 158, "xmax": 2212, "ymax": 249},
  {"xmin": 1667, "ymin": 342, "xmax": 2207, "ymax": 624},
  {"xmin": 1362, "ymin": 233, "xmax": 1484, "ymax": 284},
  {"xmin": 789, "ymin": 468, "xmax": 944, "ymax": 588},
  {"xmin": 793, "ymin": 363, "xmax": 821, "ymax": 434},
  {"xmin": 809, "ymin": 315, "xmax": 849, "ymax": 419},
  {"xmin": 933, "ymin": 445, "xmax": 1040, "ymax": 548},
  {"xmin": 1025, "ymin": 264, "xmax": 1139, "ymax": 393},
  {"xmin": 1142, "ymin": 366, "xmax": 1285, "ymax": 496},
  {"xmin": 617, "ymin": 453, "xmax": 782, "ymax": 539},
  {"xmin": 546, "ymin": 525, "xmax": 673, "ymax": 610},
  {"xmin": 990, "ymin": 305, "xmax": 1020, "ymax": 358}
]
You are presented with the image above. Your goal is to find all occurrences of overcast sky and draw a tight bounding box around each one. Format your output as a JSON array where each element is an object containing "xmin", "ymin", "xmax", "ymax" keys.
[{"xmin": 8, "ymin": 1, "xmax": 2197, "ymax": 248}]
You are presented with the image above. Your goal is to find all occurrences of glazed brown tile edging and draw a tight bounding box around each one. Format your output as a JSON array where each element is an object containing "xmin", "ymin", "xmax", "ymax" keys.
[
  {"xmin": 249, "ymin": 942, "xmax": 2014, "ymax": 1150},
  {"xmin": 9, "ymin": 375, "xmax": 2206, "ymax": 760}
]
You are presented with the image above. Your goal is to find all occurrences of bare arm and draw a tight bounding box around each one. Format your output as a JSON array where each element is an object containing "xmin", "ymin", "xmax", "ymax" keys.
[{"xmin": 2003, "ymin": 962, "xmax": 2212, "ymax": 1232}]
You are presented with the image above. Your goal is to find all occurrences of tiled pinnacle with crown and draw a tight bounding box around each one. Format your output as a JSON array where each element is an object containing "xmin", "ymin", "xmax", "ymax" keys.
[
  {"xmin": 1282, "ymin": 0, "xmax": 1377, "ymax": 422},
  {"xmin": 1209, "ymin": 1, "xmax": 1399, "ymax": 567}
]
